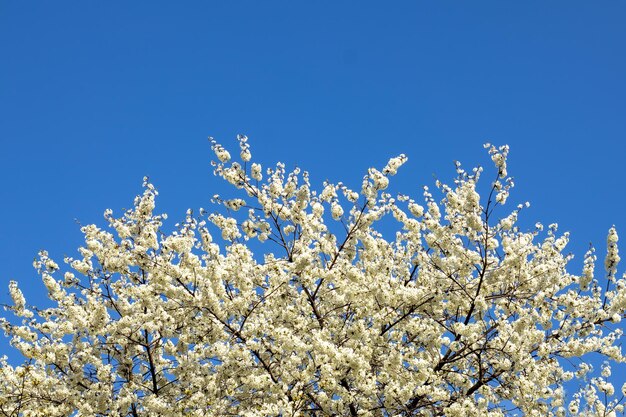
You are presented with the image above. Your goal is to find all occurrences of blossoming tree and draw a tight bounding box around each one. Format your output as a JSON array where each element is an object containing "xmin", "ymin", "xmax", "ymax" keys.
[{"xmin": 1, "ymin": 137, "xmax": 625, "ymax": 416}]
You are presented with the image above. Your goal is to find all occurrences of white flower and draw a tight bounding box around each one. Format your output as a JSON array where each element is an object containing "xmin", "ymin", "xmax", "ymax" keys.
[
  {"xmin": 8, "ymin": 281, "xmax": 25, "ymax": 311},
  {"xmin": 251, "ymin": 163, "xmax": 263, "ymax": 181},
  {"xmin": 408, "ymin": 202, "xmax": 424, "ymax": 217},
  {"xmin": 369, "ymin": 168, "xmax": 389, "ymax": 190},
  {"xmin": 331, "ymin": 202, "xmax": 344, "ymax": 220},
  {"xmin": 383, "ymin": 154, "xmax": 408, "ymax": 176}
]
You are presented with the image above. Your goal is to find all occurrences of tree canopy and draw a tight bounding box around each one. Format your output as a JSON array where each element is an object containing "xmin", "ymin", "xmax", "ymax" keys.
[{"xmin": 1, "ymin": 137, "xmax": 625, "ymax": 416}]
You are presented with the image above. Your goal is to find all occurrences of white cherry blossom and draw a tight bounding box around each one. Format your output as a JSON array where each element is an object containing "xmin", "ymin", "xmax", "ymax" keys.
[{"xmin": 1, "ymin": 138, "xmax": 625, "ymax": 416}]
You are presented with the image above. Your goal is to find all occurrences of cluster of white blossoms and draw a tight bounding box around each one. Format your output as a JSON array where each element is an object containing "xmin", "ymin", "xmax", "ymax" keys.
[{"xmin": 1, "ymin": 137, "xmax": 625, "ymax": 416}]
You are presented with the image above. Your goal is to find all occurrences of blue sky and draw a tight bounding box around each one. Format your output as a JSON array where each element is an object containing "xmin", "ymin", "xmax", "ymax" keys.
[{"xmin": 1, "ymin": 0, "xmax": 625, "ymax": 381}]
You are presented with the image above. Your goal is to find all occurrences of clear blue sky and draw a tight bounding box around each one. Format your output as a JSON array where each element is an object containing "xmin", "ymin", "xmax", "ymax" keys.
[{"xmin": 1, "ymin": 1, "xmax": 625, "ymax": 371}]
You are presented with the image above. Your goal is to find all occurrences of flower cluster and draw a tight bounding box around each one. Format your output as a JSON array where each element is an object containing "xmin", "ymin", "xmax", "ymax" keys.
[{"xmin": 1, "ymin": 137, "xmax": 624, "ymax": 416}]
